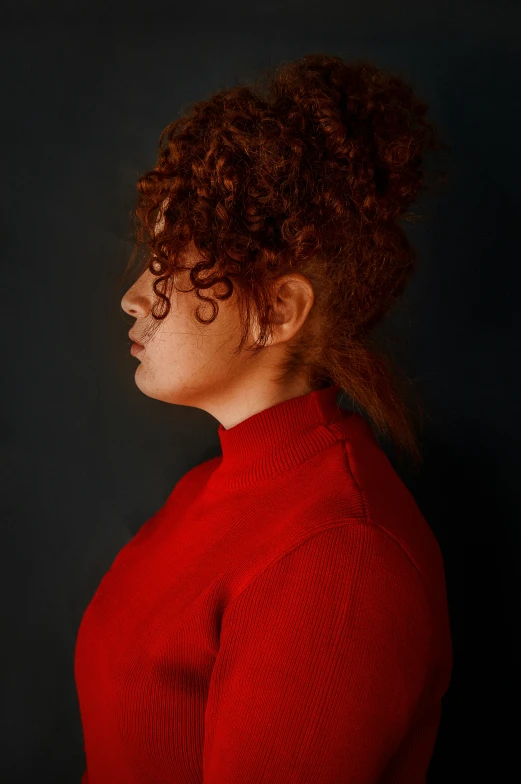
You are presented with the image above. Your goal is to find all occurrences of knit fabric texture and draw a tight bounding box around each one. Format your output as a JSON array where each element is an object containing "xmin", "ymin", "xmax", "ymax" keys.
[{"xmin": 75, "ymin": 384, "xmax": 453, "ymax": 783}]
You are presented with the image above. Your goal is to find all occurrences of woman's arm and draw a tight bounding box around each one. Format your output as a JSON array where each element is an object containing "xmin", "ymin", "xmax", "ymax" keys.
[{"xmin": 202, "ymin": 521, "xmax": 434, "ymax": 783}]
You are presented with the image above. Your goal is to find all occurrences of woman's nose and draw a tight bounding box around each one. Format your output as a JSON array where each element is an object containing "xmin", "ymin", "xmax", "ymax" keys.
[{"xmin": 121, "ymin": 271, "xmax": 150, "ymax": 318}]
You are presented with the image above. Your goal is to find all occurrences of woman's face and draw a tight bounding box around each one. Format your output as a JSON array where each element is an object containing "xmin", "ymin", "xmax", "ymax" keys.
[
  {"xmin": 120, "ymin": 246, "xmax": 255, "ymax": 412},
  {"xmin": 120, "ymin": 237, "xmax": 316, "ymax": 426}
]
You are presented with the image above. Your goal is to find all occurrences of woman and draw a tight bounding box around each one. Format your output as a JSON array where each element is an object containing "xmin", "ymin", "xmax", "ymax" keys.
[{"xmin": 75, "ymin": 53, "xmax": 453, "ymax": 783}]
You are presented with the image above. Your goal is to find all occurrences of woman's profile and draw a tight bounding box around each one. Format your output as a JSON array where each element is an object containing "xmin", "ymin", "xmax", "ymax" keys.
[{"xmin": 75, "ymin": 52, "xmax": 453, "ymax": 783}]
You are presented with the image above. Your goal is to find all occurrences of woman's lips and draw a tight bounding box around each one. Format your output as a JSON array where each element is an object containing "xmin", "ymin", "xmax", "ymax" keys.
[{"xmin": 128, "ymin": 332, "xmax": 145, "ymax": 353}]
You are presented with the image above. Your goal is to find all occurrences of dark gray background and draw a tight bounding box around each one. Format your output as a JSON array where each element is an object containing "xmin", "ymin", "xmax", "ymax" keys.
[{"xmin": 2, "ymin": 1, "xmax": 519, "ymax": 781}]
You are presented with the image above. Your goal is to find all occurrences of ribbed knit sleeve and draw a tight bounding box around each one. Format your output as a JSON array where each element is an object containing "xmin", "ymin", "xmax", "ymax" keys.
[{"xmin": 202, "ymin": 521, "xmax": 434, "ymax": 784}]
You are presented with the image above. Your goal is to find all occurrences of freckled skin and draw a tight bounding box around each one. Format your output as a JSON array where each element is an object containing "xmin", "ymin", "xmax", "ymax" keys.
[{"xmin": 120, "ymin": 243, "xmax": 317, "ymax": 430}]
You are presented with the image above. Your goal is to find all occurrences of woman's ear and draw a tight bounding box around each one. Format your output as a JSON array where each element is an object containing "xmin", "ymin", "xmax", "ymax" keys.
[{"xmin": 271, "ymin": 274, "xmax": 315, "ymax": 340}]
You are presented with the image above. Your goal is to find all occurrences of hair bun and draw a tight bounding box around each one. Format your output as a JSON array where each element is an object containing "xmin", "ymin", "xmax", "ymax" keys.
[{"xmin": 260, "ymin": 53, "xmax": 447, "ymax": 223}]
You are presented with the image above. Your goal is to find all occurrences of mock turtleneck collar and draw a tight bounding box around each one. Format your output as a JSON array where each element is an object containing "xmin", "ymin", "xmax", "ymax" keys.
[{"xmin": 207, "ymin": 385, "xmax": 354, "ymax": 492}]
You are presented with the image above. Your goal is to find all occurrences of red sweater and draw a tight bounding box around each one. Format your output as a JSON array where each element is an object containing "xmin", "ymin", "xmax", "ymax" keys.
[{"xmin": 75, "ymin": 384, "xmax": 452, "ymax": 783}]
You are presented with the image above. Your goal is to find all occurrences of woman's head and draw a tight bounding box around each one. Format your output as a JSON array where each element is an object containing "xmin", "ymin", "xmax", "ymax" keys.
[{"xmin": 120, "ymin": 52, "xmax": 448, "ymax": 463}]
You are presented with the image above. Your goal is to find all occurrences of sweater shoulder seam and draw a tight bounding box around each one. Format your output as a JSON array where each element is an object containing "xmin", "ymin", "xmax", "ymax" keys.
[{"xmin": 226, "ymin": 516, "xmax": 426, "ymax": 612}]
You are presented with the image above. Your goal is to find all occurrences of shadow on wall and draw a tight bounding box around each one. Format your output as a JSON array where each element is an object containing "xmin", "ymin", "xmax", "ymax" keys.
[{"xmin": 382, "ymin": 419, "xmax": 517, "ymax": 783}]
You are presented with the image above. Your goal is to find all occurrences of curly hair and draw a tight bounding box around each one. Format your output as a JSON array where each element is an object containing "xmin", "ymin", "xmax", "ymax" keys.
[{"xmin": 121, "ymin": 52, "xmax": 449, "ymax": 467}]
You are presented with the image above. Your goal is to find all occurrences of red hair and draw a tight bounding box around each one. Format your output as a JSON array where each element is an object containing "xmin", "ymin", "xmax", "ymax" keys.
[{"xmin": 122, "ymin": 53, "xmax": 449, "ymax": 467}]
